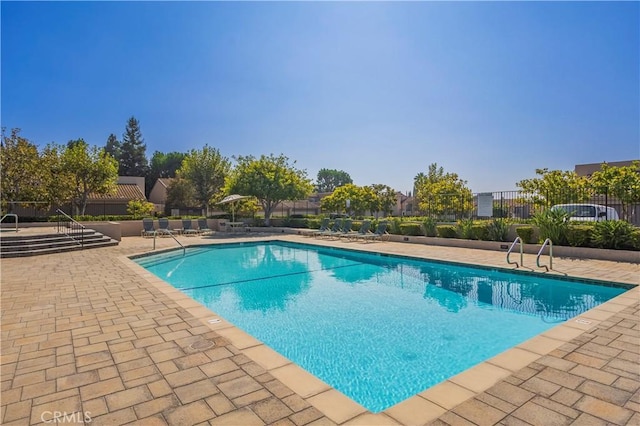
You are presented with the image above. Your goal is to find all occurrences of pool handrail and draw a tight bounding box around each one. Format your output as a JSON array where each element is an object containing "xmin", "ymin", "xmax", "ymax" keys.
[
  {"xmin": 153, "ymin": 229, "xmax": 185, "ymax": 256},
  {"xmin": 537, "ymin": 238, "xmax": 553, "ymax": 271},
  {"xmin": 506, "ymin": 236, "xmax": 523, "ymax": 267}
]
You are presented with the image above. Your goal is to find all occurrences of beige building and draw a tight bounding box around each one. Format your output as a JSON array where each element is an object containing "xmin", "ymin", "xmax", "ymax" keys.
[
  {"xmin": 575, "ymin": 160, "xmax": 639, "ymax": 177},
  {"xmin": 84, "ymin": 180, "xmax": 146, "ymax": 216},
  {"xmin": 148, "ymin": 178, "xmax": 175, "ymax": 213}
]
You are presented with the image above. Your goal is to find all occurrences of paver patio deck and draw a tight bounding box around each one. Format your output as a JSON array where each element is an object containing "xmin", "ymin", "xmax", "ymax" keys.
[{"xmin": 1, "ymin": 230, "xmax": 638, "ymax": 425}]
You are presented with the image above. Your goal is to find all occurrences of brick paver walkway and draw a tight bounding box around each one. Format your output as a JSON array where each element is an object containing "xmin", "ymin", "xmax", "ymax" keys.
[
  {"xmin": 430, "ymin": 303, "xmax": 640, "ymax": 426},
  {"xmin": 1, "ymin": 233, "xmax": 638, "ymax": 425}
]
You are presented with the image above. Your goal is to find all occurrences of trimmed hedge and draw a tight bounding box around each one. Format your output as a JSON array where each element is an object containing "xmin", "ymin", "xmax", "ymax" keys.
[
  {"xmin": 436, "ymin": 225, "xmax": 458, "ymax": 238},
  {"xmin": 306, "ymin": 218, "xmax": 323, "ymax": 229},
  {"xmin": 515, "ymin": 226, "xmax": 534, "ymax": 244},
  {"xmin": 400, "ymin": 223, "xmax": 423, "ymax": 236},
  {"xmin": 471, "ymin": 224, "xmax": 490, "ymax": 241},
  {"xmin": 284, "ymin": 218, "xmax": 309, "ymax": 228},
  {"xmin": 566, "ymin": 225, "xmax": 592, "ymax": 247}
]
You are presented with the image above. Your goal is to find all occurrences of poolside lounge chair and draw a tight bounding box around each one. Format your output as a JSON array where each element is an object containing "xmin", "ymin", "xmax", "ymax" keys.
[
  {"xmin": 357, "ymin": 221, "xmax": 389, "ymax": 242},
  {"xmin": 303, "ymin": 218, "xmax": 330, "ymax": 237},
  {"xmin": 157, "ymin": 218, "xmax": 173, "ymax": 236},
  {"xmin": 181, "ymin": 219, "xmax": 199, "ymax": 236},
  {"xmin": 315, "ymin": 220, "xmax": 343, "ymax": 238},
  {"xmin": 340, "ymin": 220, "xmax": 371, "ymax": 241},
  {"xmin": 328, "ymin": 219, "xmax": 353, "ymax": 239},
  {"xmin": 197, "ymin": 218, "xmax": 213, "ymax": 235},
  {"xmin": 141, "ymin": 218, "xmax": 157, "ymax": 238}
]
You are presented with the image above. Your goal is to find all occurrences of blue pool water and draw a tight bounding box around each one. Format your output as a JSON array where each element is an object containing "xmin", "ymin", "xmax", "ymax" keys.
[{"xmin": 135, "ymin": 241, "xmax": 628, "ymax": 413}]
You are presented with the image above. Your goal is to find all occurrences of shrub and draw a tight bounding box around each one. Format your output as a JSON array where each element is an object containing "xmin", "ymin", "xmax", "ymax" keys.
[
  {"xmin": 422, "ymin": 217, "xmax": 437, "ymax": 237},
  {"xmin": 591, "ymin": 221, "xmax": 636, "ymax": 250},
  {"xmin": 369, "ymin": 219, "xmax": 380, "ymax": 234},
  {"xmin": 389, "ymin": 217, "xmax": 402, "ymax": 235},
  {"xmin": 24, "ymin": 216, "xmax": 54, "ymax": 223},
  {"xmin": 487, "ymin": 219, "xmax": 509, "ymax": 242},
  {"xmin": 533, "ymin": 209, "xmax": 570, "ymax": 245},
  {"xmin": 515, "ymin": 226, "xmax": 534, "ymax": 244},
  {"xmin": 436, "ymin": 225, "xmax": 458, "ymax": 238},
  {"xmin": 631, "ymin": 229, "xmax": 640, "ymax": 250},
  {"xmin": 458, "ymin": 219, "xmax": 474, "ymax": 239},
  {"xmin": 400, "ymin": 223, "xmax": 423, "ymax": 236},
  {"xmin": 250, "ymin": 218, "xmax": 265, "ymax": 227},
  {"xmin": 472, "ymin": 223, "xmax": 490, "ymax": 241},
  {"xmin": 284, "ymin": 217, "xmax": 309, "ymax": 228},
  {"xmin": 306, "ymin": 218, "xmax": 322, "ymax": 229},
  {"xmin": 566, "ymin": 225, "xmax": 592, "ymax": 247}
]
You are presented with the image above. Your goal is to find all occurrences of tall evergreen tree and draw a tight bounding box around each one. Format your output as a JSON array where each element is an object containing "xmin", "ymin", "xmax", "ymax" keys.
[
  {"xmin": 104, "ymin": 133, "xmax": 121, "ymax": 162},
  {"xmin": 120, "ymin": 116, "xmax": 148, "ymax": 176}
]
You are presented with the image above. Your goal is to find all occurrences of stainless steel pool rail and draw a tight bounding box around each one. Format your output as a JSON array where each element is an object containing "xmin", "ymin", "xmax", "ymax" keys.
[
  {"xmin": 506, "ymin": 236, "xmax": 523, "ymax": 267},
  {"xmin": 153, "ymin": 230, "xmax": 185, "ymax": 256},
  {"xmin": 537, "ymin": 238, "xmax": 553, "ymax": 271}
]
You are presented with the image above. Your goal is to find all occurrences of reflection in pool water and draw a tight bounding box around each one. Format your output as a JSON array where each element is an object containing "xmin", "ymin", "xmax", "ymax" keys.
[{"xmin": 136, "ymin": 241, "xmax": 628, "ymax": 412}]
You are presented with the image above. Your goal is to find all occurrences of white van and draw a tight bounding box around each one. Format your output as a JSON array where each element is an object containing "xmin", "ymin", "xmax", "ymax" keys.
[{"xmin": 551, "ymin": 204, "xmax": 619, "ymax": 222}]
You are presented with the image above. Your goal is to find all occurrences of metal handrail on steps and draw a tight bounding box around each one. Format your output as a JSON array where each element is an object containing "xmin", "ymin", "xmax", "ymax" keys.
[
  {"xmin": 506, "ymin": 236, "xmax": 523, "ymax": 267},
  {"xmin": 153, "ymin": 231, "xmax": 185, "ymax": 256},
  {"xmin": 537, "ymin": 238, "xmax": 553, "ymax": 271},
  {"xmin": 55, "ymin": 209, "xmax": 85, "ymax": 248},
  {"xmin": 0, "ymin": 213, "xmax": 19, "ymax": 232}
]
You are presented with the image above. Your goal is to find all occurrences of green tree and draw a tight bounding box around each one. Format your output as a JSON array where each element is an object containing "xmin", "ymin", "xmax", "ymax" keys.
[
  {"xmin": 147, "ymin": 151, "xmax": 187, "ymax": 197},
  {"xmin": 0, "ymin": 128, "xmax": 46, "ymax": 212},
  {"xmin": 414, "ymin": 163, "xmax": 473, "ymax": 218},
  {"xmin": 120, "ymin": 116, "xmax": 148, "ymax": 176},
  {"xmin": 127, "ymin": 200, "xmax": 155, "ymax": 219},
  {"xmin": 61, "ymin": 139, "xmax": 119, "ymax": 215},
  {"xmin": 104, "ymin": 133, "xmax": 121, "ymax": 162},
  {"xmin": 165, "ymin": 176, "xmax": 197, "ymax": 214},
  {"xmin": 315, "ymin": 168, "xmax": 353, "ymax": 192},
  {"xmin": 40, "ymin": 143, "xmax": 74, "ymax": 210},
  {"xmin": 179, "ymin": 145, "xmax": 230, "ymax": 216},
  {"xmin": 320, "ymin": 183, "xmax": 378, "ymax": 216},
  {"xmin": 516, "ymin": 168, "xmax": 589, "ymax": 209},
  {"xmin": 589, "ymin": 161, "xmax": 640, "ymax": 220},
  {"xmin": 369, "ymin": 184, "xmax": 397, "ymax": 217},
  {"xmin": 226, "ymin": 154, "xmax": 313, "ymax": 225},
  {"xmin": 320, "ymin": 184, "xmax": 377, "ymax": 217}
]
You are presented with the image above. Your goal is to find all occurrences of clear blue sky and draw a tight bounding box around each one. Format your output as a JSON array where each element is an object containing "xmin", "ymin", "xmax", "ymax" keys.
[{"xmin": 2, "ymin": 1, "xmax": 639, "ymax": 193}]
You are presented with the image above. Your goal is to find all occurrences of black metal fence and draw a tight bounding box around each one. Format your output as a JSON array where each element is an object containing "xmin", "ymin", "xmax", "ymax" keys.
[
  {"xmin": 412, "ymin": 190, "xmax": 640, "ymax": 225},
  {"xmin": 4, "ymin": 190, "xmax": 640, "ymax": 226}
]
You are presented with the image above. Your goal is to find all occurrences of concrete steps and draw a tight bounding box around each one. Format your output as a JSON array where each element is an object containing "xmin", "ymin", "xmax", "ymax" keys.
[{"xmin": 0, "ymin": 229, "xmax": 118, "ymax": 258}]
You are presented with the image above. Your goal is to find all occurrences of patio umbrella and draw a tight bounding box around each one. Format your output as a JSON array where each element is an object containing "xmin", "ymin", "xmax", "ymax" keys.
[{"xmin": 217, "ymin": 194, "xmax": 251, "ymax": 222}]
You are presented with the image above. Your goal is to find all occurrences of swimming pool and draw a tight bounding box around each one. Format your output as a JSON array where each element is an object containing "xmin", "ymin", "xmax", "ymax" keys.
[{"xmin": 135, "ymin": 241, "xmax": 629, "ymax": 413}]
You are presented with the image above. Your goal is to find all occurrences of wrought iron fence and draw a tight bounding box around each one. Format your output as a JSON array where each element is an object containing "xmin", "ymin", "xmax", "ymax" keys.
[
  {"xmin": 4, "ymin": 190, "xmax": 639, "ymax": 226},
  {"xmin": 412, "ymin": 190, "xmax": 640, "ymax": 225}
]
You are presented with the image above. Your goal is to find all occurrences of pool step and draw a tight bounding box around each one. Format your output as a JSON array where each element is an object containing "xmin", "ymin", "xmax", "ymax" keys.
[{"xmin": 0, "ymin": 230, "xmax": 118, "ymax": 258}]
